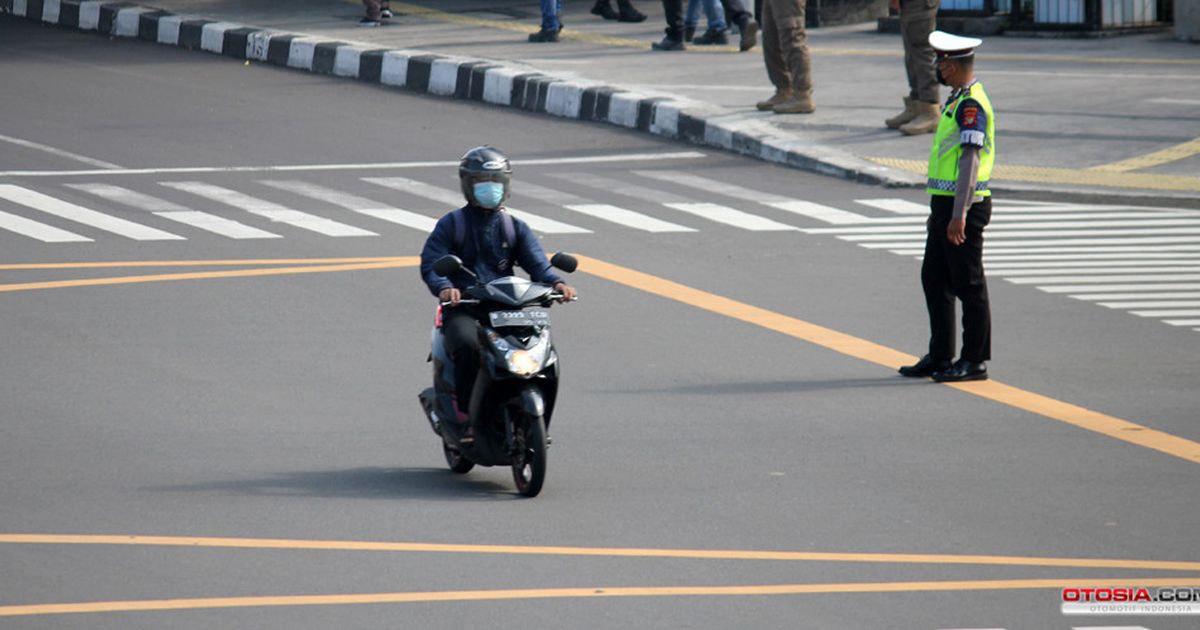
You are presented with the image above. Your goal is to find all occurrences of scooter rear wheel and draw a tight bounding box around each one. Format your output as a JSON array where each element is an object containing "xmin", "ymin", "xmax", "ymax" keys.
[
  {"xmin": 443, "ymin": 440, "xmax": 475, "ymax": 474},
  {"xmin": 511, "ymin": 415, "xmax": 547, "ymax": 497}
]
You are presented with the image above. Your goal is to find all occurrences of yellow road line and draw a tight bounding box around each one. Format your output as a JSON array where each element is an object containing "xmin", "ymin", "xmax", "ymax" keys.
[
  {"xmin": 1091, "ymin": 136, "xmax": 1200, "ymax": 173},
  {"xmin": 3, "ymin": 578, "xmax": 1200, "ymax": 617},
  {"xmin": 0, "ymin": 257, "xmax": 410, "ymax": 270},
  {"xmin": 0, "ymin": 259, "xmax": 420, "ymax": 293},
  {"xmin": 4, "ymin": 534, "xmax": 1199, "ymax": 571},
  {"xmin": 869, "ymin": 156, "xmax": 1200, "ymax": 192},
  {"xmin": 575, "ymin": 255, "xmax": 1200, "ymax": 465}
]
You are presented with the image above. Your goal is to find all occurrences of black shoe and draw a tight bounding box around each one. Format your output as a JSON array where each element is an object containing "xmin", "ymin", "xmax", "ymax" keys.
[
  {"xmin": 651, "ymin": 37, "xmax": 686, "ymax": 51},
  {"xmin": 684, "ymin": 25, "xmax": 696, "ymax": 42},
  {"xmin": 932, "ymin": 359, "xmax": 988, "ymax": 382},
  {"xmin": 693, "ymin": 28, "xmax": 729, "ymax": 45},
  {"xmin": 736, "ymin": 16, "xmax": 759, "ymax": 51},
  {"xmin": 617, "ymin": 0, "xmax": 647, "ymax": 22},
  {"xmin": 898, "ymin": 354, "xmax": 951, "ymax": 378},
  {"xmin": 528, "ymin": 28, "xmax": 560, "ymax": 42},
  {"xmin": 591, "ymin": 0, "xmax": 619, "ymax": 19}
]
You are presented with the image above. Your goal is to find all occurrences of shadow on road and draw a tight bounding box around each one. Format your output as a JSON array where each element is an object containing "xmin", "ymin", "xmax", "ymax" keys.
[{"xmin": 145, "ymin": 467, "xmax": 522, "ymax": 501}]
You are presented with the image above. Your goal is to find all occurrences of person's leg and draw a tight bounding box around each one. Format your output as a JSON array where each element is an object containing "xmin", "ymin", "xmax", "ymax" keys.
[
  {"xmin": 760, "ymin": 0, "xmax": 789, "ymax": 92},
  {"xmin": 442, "ymin": 311, "xmax": 482, "ymax": 416},
  {"xmin": 686, "ymin": 0, "xmax": 703, "ymax": 37},
  {"xmin": 923, "ymin": 197, "xmax": 957, "ymax": 362},
  {"xmin": 901, "ymin": 0, "xmax": 939, "ymax": 104},
  {"xmin": 777, "ymin": 0, "xmax": 811, "ymax": 96},
  {"xmin": 662, "ymin": 0, "xmax": 686, "ymax": 40},
  {"xmin": 704, "ymin": 0, "xmax": 728, "ymax": 30},
  {"xmin": 541, "ymin": 0, "xmax": 562, "ymax": 30},
  {"xmin": 951, "ymin": 198, "xmax": 992, "ymax": 363}
]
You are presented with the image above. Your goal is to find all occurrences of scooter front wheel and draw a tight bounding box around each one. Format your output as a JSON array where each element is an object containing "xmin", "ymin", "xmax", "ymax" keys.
[
  {"xmin": 511, "ymin": 415, "xmax": 547, "ymax": 497},
  {"xmin": 443, "ymin": 440, "xmax": 475, "ymax": 474}
]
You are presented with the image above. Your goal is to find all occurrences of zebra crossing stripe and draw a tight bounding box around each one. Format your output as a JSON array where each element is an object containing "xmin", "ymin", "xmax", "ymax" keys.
[
  {"xmin": 1130, "ymin": 309, "xmax": 1200, "ymax": 317},
  {"xmin": 363, "ymin": 177, "xmax": 590, "ymax": 234},
  {"xmin": 1164, "ymin": 319, "xmax": 1200, "ymax": 326},
  {"xmin": 1008, "ymin": 273, "xmax": 1200, "ymax": 284},
  {"xmin": 663, "ymin": 203, "xmax": 797, "ymax": 231},
  {"xmin": 259, "ymin": 180, "xmax": 437, "ymax": 233},
  {"xmin": 991, "ymin": 265, "xmax": 1200, "ymax": 275},
  {"xmin": 634, "ymin": 169, "xmax": 873, "ymax": 224},
  {"xmin": 1076, "ymin": 292, "xmax": 1200, "ymax": 300},
  {"xmin": 1041, "ymin": 283, "xmax": 1200, "ymax": 293},
  {"xmin": 987, "ymin": 258, "xmax": 1200, "ymax": 267},
  {"xmin": 984, "ymin": 252, "xmax": 1200, "ymax": 261},
  {"xmin": 854, "ymin": 198, "xmax": 927, "ymax": 215},
  {"xmin": 159, "ymin": 182, "xmax": 377, "ymax": 237},
  {"xmin": 1101, "ymin": 300, "xmax": 1200, "ymax": 308},
  {"xmin": 0, "ymin": 209, "xmax": 92, "ymax": 243},
  {"xmin": 64, "ymin": 184, "xmax": 282, "ymax": 239},
  {"xmin": 861, "ymin": 237, "xmax": 1200, "ymax": 249},
  {"xmin": 563, "ymin": 204, "xmax": 695, "ymax": 233},
  {"xmin": 0, "ymin": 185, "xmax": 183, "ymax": 241}
]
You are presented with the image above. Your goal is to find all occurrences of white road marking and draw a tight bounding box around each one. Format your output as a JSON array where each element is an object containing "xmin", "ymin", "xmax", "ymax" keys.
[
  {"xmin": 1130, "ymin": 309, "xmax": 1200, "ymax": 317},
  {"xmin": 860, "ymin": 237, "xmax": 1200, "ymax": 248},
  {"xmin": 557, "ymin": 173, "xmax": 688, "ymax": 204},
  {"xmin": 260, "ymin": 180, "xmax": 437, "ymax": 233},
  {"xmin": 855, "ymin": 198, "xmax": 928, "ymax": 215},
  {"xmin": 843, "ymin": 227, "xmax": 1200, "ymax": 242},
  {"xmin": 663, "ymin": 203, "xmax": 798, "ymax": 231},
  {"xmin": 990, "ymin": 264, "xmax": 1200, "ymax": 274},
  {"xmin": 0, "ymin": 152, "xmax": 707, "ymax": 178},
  {"xmin": 634, "ymin": 170, "xmax": 873, "ymax": 224},
  {"xmin": 1074, "ymin": 292, "xmax": 1200, "ymax": 300},
  {"xmin": 0, "ymin": 209, "xmax": 92, "ymax": 243},
  {"xmin": 1148, "ymin": 97, "xmax": 1200, "ymax": 105},
  {"xmin": 364, "ymin": 177, "xmax": 590, "ymax": 234},
  {"xmin": 0, "ymin": 133, "xmax": 122, "ymax": 169},
  {"xmin": 812, "ymin": 218, "xmax": 1200, "ymax": 235},
  {"xmin": 1041, "ymin": 283, "xmax": 1200, "ymax": 293},
  {"xmin": 1165, "ymin": 319, "xmax": 1200, "ymax": 326},
  {"xmin": 984, "ymin": 252, "xmax": 1200, "ymax": 261},
  {"xmin": 160, "ymin": 182, "xmax": 377, "ymax": 237},
  {"xmin": 1099, "ymin": 300, "xmax": 1200, "ymax": 308},
  {"xmin": 0, "ymin": 185, "xmax": 183, "ymax": 241},
  {"xmin": 65, "ymin": 183, "xmax": 281, "ymax": 239},
  {"xmin": 564, "ymin": 204, "xmax": 695, "ymax": 233},
  {"xmin": 1008, "ymin": 273, "xmax": 1200, "ymax": 284}
]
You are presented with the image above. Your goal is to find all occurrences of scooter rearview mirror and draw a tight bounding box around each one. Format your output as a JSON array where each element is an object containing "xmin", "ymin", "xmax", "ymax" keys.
[
  {"xmin": 433, "ymin": 254, "xmax": 464, "ymax": 277},
  {"xmin": 550, "ymin": 252, "xmax": 578, "ymax": 273}
]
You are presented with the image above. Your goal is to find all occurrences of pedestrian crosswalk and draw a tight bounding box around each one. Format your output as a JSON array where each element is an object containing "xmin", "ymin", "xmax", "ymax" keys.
[{"xmin": 2, "ymin": 173, "xmax": 1199, "ymax": 334}]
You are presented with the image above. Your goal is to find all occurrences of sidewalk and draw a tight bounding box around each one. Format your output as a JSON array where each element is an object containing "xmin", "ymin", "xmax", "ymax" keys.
[{"xmin": 15, "ymin": 0, "xmax": 1200, "ymax": 197}]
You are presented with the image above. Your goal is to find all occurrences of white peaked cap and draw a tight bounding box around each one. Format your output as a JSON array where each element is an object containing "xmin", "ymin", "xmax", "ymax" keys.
[{"xmin": 929, "ymin": 30, "xmax": 983, "ymax": 57}]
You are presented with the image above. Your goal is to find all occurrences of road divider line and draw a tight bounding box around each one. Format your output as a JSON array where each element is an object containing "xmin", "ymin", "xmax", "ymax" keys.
[
  {"xmin": 0, "ymin": 259, "xmax": 419, "ymax": 293},
  {"xmin": 1091, "ymin": 137, "xmax": 1200, "ymax": 173},
  {"xmin": 575, "ymin": 255, "xmax": 1200, "ymax": 465},
  {"xmin": 2, "ymin": 534, "xmax": 1198, "ymax": 571},
  {"xmin": 2, "ymin": 577, "xmax": 1199, "ymax": 617}
]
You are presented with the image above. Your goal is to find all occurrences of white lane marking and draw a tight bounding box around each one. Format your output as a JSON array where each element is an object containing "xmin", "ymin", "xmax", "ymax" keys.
[
  {"xmin": 663, "ymin": 203, "xmax": 797, "ymax": 231},
  {"xmin": 1165, "ymin": 319, "xmax": 1200, "ymax": 326},
  {"xmin": 0, "ymin": 185, "xmax": 183, "ymax": 241},
  {"xmin": 1149, "ymin": 97, "xmax": 1200, "ymax": 105},
  {"xmin": 768, "ymin": 200, "xmax": 872, "ymax": 225},
  {"xmin": 859, "ymin": 237, "xmax": 1200, "ymax": 248},
  {"xmin": 65, "ymin": 183, "xmax": 282, "ymax": 239},
  {"xmin": 260, "ymin": 180, "xmax": 437, "ymax": 233},
  {"xmin": 160, "ymin": 182, "xmax": 377, "ymax": 237},
  {"xmin": 364, "ymin": 177, "xmax": 590, "ymax": 234},
  {"xmin": 1075, "ymin": 292, "xmax": 1200, "ymax": 300},
  {"xmin": 0, "ymin": 152, "xmax": 707, "ymax": 178},
  {"xmin": 1130, "ymin": 309, "xmax": 1200, "ymax": 317},
  {"xmin": 982, "ymin": 244, "xmax": 1200, "ymax": 254},
  {"xmin": 1072, "ymin": 626, "xmax": 1151, "ymax": 630},
  {"xmin": 1041, "ymin": 283, "xmax": 1200, "ymax": 293},
  {"xmin": 513, "ymin": 181, "xmax": 588, "ymax": 205},
  {"xmin": 990, "ymin": 264, "xmax": 1200, "ymax": 274},
  {"xmin": 1100, "ymin": 300, "xmax": 1200, "ymax": 308},
  {"xmin": 842, "ymin": 227, "xmax": 1200, "ymax": 241},
  {"xmin": 563, "ymin": 204, "xmax": 695, "ymax": 233},
  {"xmin": 557, "ymin": 173, "xmax": 688, "ymax": 204},
  {"xmin": 984, "ymin": 252, "xmax": 1200, "ymax": 261},
  {"xmin": 0, "ymin": 209, "xmax": 92, "ymax": 242},
  {"xmin": 855, "ymin": 198, "xmax": 928, "ymax": 215},
  {"xmin": 812, "ymin": 218, "xmax": 1200, "ymax": 235},
  {"xmin": 1007, "ymin": 273, "xmax": 1200, "ymax": 284},
  {"xmin": 633, "ymin": 169, "xmax": 873, "ymax": 224},
  {"xmin": 0, "ymin": 133, "xmax": 122, "ymax": 169}
]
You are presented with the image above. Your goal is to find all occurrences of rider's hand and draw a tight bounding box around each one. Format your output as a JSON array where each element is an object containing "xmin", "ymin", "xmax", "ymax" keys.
[
  {"xmin": 553, "ymin": 282, "xmax": 577, "ymax": 303},
  {"xmin": 439, "ymin": 287, "xmax": 461, "ymax": 305}
]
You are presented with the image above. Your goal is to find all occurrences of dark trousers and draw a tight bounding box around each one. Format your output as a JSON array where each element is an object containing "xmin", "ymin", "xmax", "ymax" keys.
[
  {"xmin": 662, "ymin": 0, "xmax": 749, "ymax": 39},
  {"xmin": 442, "ymin": 309, "xmax": 482, "ymax": 410},
  {"xmin": 921, "ymin": 195, "xmax": 992, "ymax": 363}
]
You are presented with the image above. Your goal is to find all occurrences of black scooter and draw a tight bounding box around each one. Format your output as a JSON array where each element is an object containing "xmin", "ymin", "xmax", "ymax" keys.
[{"xmin": 418, "ymin": 252, "xmax": 577, "ymax": 497}]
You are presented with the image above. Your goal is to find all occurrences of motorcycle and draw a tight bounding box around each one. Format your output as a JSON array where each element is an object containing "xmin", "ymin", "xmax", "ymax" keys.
[{"xmin": 418, "ymin": 252, "xmax": 577, "ymax": 497}]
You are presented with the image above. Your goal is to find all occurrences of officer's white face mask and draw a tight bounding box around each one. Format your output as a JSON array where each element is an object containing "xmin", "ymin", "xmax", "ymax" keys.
[{"xmin": 473, "ymin": 182, "xmax": 505, "ymax": 209}]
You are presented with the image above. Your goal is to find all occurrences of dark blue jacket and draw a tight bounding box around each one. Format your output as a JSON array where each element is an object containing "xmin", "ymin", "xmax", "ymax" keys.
[{"xmin": 420, "ymin": 206, "xmax": 563, "ymax": 297}]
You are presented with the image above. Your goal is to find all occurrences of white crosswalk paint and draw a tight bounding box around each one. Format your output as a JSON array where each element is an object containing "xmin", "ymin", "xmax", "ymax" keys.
[
  {"xmin": 260, "ymin": 180, "xmax": 437, "ymax": 233},
  {"xmin": 633, "ymin": 170, "xmax": 872, "ymax": 224},
  {"xmin": 861, "ymin": 236, "xmax": 1200, "ymax": 249},
  {"xmin": 984, "ymin": 252, "xmax": 1200, "ymax": 261},
  {"xmin": 0, "ymin": 209, "xmax": 92, "ymax": 242},
  {"xmin": 990, "ymin": 265, "xmax": 1200, "ymax": 275},
  {"xmin": 663, "ymin": 203, "xmax": 798, "ymax": 231},
  {"xmin": 0, "ymin": 184, "xmax": 183, "ymax": 241},
  {"xmin": 160, "ymin": 182, "xmax": 377, "ymax": 237},
  {"xmin": 363, "ymin": 177, "xmax": 590, "ymax": 234},
  {"xmin": 854, "ymin": 198, "xmax": 928, "ymax": 215},
  {"xmin": 1166, "ymin": 319, "xmax": 1200, "ymax": 325},
  {"xmin": 810, "ymin": 218, "xmax": 1200, "ymax": 235},
  {"xmin": 65, "ymin": 183, "xmax": 281, "ymax": 239},
  {"xmin": 512, "ymin": 180, "xmax": 588, "ymax": 205},
  {"xmin": 842, "ymin": 228, "xmax": 1200, "ymax": 242},
  {"xmin": 1130, "ymin": 308, "xmax": 1200, "ymax": 317},
  {"xmin": 1071, "ymin": 626, "xmax": 1151, "ymax": 630},
  {"xmin": 1100, "ymin": 300, "xmax": 1200, "ymax": 308},
  {"xmin": 1042, "ymin": 283, "xmax": 1200, "ymax": 293},
  {"xmin": 768, "ymin": 200, "xmax": 872, "ymax": 225},
  {"xmin": 564, "ymin": 204, "xmax": 695, "ymax": 232},
  {"xmin": 1008, "ymin": 273, "xmax": 1200, "ymax": 284},
  {"xmin": 1075, "ymin": 292, "xmax": 1200, "ymax": 300}
]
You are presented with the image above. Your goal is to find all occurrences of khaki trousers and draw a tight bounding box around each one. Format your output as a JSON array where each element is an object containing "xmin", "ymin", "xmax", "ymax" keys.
[
  {"xmin": 900, "ymin": 0, "xmax": 939, "ymax": 103},
  {"xmin": 761, "ymin": 0, "xmax": 811, "ymax": 94}
]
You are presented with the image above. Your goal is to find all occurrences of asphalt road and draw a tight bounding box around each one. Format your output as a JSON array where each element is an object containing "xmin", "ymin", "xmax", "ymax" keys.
[{"xmin": 1, "ymin": 17, "xmax": 1198, "ymax": 630}]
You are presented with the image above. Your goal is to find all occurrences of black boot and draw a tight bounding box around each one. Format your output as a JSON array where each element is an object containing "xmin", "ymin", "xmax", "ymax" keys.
[
  {"xmin": 617, "ymin": 0, "xmax": 647, "ymax": 22},
  {"xmin": 591, "ymin": 0, "xmax": 619, "ymax": 19},
  {"xmin": 684, "ymin": 25, "xmax": 696, "ymax": 41}
]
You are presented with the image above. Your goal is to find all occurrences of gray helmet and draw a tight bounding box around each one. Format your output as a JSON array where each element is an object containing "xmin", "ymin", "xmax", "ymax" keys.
[{"xmin": 459, "ymin": 146, "xmax": 512, "ymax": 207}]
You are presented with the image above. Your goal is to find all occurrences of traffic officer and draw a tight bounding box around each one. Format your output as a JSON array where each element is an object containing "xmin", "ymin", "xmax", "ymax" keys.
[{"xmin": 899, "ymin": 31, "xmax": 995, "ymax": 383}]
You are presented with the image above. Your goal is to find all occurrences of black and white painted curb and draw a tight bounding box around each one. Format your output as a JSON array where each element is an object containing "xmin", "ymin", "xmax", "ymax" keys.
[{"xmin": 3, "ymin": 0, "xmax": 920, "ymax": 187}]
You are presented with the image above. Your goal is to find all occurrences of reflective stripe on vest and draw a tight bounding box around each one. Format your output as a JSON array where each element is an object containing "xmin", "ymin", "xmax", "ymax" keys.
[{"xmin": 926, "ymin": 82, "xmax": 996, "ymax": 197}]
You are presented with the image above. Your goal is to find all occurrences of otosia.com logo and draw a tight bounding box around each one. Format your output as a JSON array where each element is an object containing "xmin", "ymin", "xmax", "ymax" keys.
[{"xmin": 1061, "ymin": 587, "xmax": 1200, "ymax": 615}]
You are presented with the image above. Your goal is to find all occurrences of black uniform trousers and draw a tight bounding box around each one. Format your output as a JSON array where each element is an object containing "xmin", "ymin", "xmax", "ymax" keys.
[
  {"xmin": 442, "ymin": 308, "xmax": 483, "ymax": 412},
  {"xmin": 921, "ymin": 194, "xmax": 992, "ymax": 363}
]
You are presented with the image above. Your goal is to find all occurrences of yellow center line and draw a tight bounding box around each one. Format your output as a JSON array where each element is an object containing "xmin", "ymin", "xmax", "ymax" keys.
[
  {"xmin": 575, "ymin": 255, "xmax": 1200, "ymax": 465},
  {"xmin": 868, "ymin": 156, "xmax": 1200, "ymax": 192},
  {"xmin": 3, "ymin": 578, "xmax": 1199, "ymax": 617},
  {"xmin": 3, "ymin": 534, "xmax": 1199, "ymax": 571},
  {"xmin": 1090, "ymin": 136, "xmax": 1200, "ymax": 173},
  {"xmin": 0, "ymin": 259, "xmax": 420, "ymax": 293}
]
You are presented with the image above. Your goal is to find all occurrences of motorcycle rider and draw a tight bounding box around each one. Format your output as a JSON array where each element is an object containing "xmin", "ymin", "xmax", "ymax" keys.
[{"xmin": 420, "ymin": 146, "xmax": 577, "ymax": 442}]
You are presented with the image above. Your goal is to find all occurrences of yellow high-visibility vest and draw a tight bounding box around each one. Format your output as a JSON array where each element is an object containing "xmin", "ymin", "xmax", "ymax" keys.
[{"xmin": 926, "ymin": 81, "xmax": 995, "ymax": 197}]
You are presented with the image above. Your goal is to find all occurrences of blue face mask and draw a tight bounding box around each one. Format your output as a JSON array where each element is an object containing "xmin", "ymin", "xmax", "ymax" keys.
[{"xmin": 473, "ymin": 182, "xmax": 505, "ymax": 209}]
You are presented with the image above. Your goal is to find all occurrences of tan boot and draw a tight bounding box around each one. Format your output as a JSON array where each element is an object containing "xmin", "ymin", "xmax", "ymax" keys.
[
  {"xmin": 899, "ymin": 101, "xmax": 940, "ymax": 135},
  {"xmin": 772, "ymin": 92, "xmax": 815, "ymax": 114},
  {"xmin": 885, "ymin": 97, "xmax": 916, "ymax": 129},
  {"xmin": 756, "ymin": 89, "xmax": 793, "ymax": 111}
]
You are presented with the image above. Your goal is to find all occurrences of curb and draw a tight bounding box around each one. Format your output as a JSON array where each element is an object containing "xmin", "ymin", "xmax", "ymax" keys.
[{"xmin": 2, "ymin": 0, "xmax": 922, "ymax": 188}]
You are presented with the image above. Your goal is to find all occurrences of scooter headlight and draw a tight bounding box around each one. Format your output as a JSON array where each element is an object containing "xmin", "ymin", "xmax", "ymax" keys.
[{"xmin": 506, "ymin": 349, "xmax": 541, "ymax": 377}]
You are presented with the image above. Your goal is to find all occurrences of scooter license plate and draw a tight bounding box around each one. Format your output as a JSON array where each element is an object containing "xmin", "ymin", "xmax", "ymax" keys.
[{"xmin": 488, "ymin": 309, "xmax": 551, "ymax": 328}]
